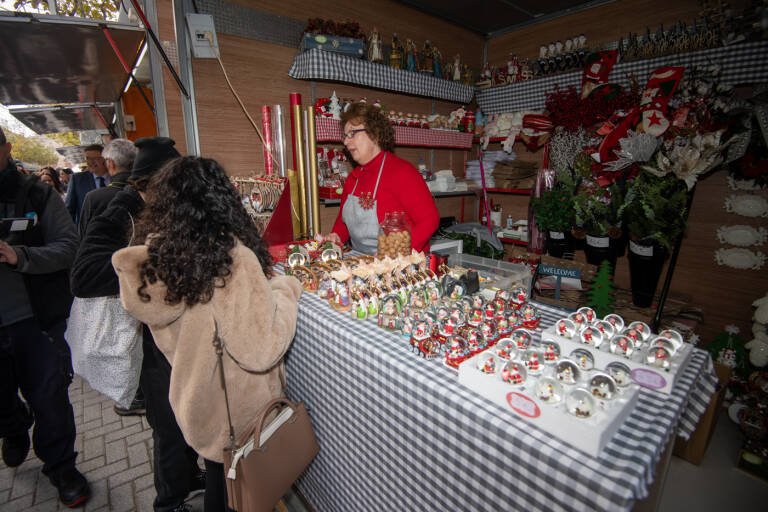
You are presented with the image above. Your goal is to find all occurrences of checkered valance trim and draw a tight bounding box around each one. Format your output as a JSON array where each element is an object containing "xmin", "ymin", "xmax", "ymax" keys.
[
  {"xmin": 315, "ymin": 117, "xmax": 474, "ymax": 149},
  {"xmin": 477, "ymin": 40, "xmax": 768, "ymax": 114},
  {"xmin": 289, "ymin": 48, "xmax": 475, "ymax": 104}
]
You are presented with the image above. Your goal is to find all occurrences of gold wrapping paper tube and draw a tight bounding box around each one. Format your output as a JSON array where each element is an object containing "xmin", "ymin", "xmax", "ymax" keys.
[
  {"xmin": 292, "ymin": 104, "xmax": 308, "ymax": 237},
  {"xmin": 286, "ymin": 169, "xmax": 301, "ymax": 237},
  {"xmin": 305, "ymin": 106, "xmax": 321, "ymax": 237}
]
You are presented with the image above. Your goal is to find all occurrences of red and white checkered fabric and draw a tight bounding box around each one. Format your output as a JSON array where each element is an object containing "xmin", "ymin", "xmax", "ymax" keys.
[{"xmin": 315, "ymin": 117, "xmax": 473, "ymax": 149}]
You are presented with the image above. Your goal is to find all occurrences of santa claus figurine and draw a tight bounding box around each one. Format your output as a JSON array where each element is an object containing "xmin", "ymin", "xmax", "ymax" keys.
[
  {"xmin": 544, "ymin": 344, "xmax": 557, "ymax": 362},
  {"xmin": 527, "ymin": 352, "xmax": 540, "ymax": 372},
  {"xmin": 482, "ymin": 357, "xmax": 496, "ymax": 374},
  {"xmin": 503, "ymin": 364, "xmax": 523, "ymax": 385}
]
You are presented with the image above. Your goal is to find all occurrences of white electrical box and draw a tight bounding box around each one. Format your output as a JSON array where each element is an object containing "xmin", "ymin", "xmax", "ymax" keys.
[{"xmin": 185, "ymin": 13, "xmax": 219, "ymax": 59}]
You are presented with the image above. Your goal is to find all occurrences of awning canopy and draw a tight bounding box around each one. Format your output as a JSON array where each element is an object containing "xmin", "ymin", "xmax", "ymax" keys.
[
  {"xmin": 8, "ymin": 103, "xmax": 115, "ymax": 134},
  {"xmin": 0, "ymin": 12, "xmax": 145, "ymax": 132}
]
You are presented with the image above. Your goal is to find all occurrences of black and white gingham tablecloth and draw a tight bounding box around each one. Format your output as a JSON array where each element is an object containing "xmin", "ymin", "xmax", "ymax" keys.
[
  {"xmin": 284, "ymin": 287, "xmax": 717, "ymax": 511},
  {"xmin": 288, "ymin": 48, "xmax": 475, "ymax": 104},
  {"xmin": 476, "ymin": 41, "xmax": 768, "ymax": 115}
]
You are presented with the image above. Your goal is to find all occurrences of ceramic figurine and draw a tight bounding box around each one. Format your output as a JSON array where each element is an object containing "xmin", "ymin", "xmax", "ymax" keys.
[
  {"xmin": 432, "ymin": 46, "xmax": 442, "ymax": 78},
  {"xmin": 328, "ymin": 92, "xmax": 341, "ymax": 120},
  {"xmin": 405, "ymin": 39, "xmax": 419, "ymax": 72},
  {"xmin": 507, "ymin": 54, "xmax": 519, "ymax": 83},
  {"xmin": 451, "ymin": 53, "xmax": 462, "ymax": 81},
  {"xmin": 367, "ymin": 27, "xmax": 383, "ymax": 63},
  {"xmin": 421, "ymin": 40, "xmax": 433, "ymax": 73},
  {"xmin": 389, "ymin": 33, "xmax": 403, "ymax": 69}
]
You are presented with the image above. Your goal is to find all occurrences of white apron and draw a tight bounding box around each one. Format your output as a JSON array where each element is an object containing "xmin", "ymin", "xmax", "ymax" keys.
[{"xmin": 341, "ymin": 154, "xmax": 386, "ymax": 255}]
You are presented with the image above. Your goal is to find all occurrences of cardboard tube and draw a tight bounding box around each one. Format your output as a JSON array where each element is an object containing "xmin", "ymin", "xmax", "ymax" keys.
[
  {"xmin": 302, "ymin": 109, "xmax": 314, "ymax": 236},
  {"xmin": 306, "ymin": 106, "xmax": 321, "ymax": 236},
  {"xmin": 292, "ymin": 104, "xmax": 308, "ymax": 237},
  {"xmin": 272, "ymin": 104, "xmax": 287, "ymax": 178},
  {"xmin": 286, "ymin": 169, "xmax": 301, "ymax": 237}
]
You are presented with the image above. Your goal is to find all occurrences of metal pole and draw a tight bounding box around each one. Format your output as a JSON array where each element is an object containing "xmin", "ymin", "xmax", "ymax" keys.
[
  {"xmin": 292, "ymin": 104, "xmax": 308, "ymax": 236},
  {"xmin": 173, "ymin": 0, "xmax": 201, "ymax": 155},
  {"xmin": 143, "ymin": 0, "xmax": 169, "ymax": 137},
  {"xmin": 651, "ymin": 185, "xmax": 696, "ymax": 332}
]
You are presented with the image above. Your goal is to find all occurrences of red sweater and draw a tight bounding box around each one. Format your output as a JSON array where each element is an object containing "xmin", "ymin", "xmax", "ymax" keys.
[{"xmin": 332, "ymin": 151, "xmax": 439, "ymax": 252}]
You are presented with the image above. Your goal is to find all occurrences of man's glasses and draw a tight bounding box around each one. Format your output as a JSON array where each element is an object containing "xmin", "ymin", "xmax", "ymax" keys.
[{"xmin": 342, "ymin": 129, "xmax": 366, "ymax": 141}]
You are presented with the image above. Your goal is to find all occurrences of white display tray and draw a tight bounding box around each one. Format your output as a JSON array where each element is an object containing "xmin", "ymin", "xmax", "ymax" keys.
[
  {"xmin": 540, "ymin": 324, "xmax": 694, "ymax": 395},
  {"xmin": 458, "ymin": 352, "xmax": 640, "ymax": 457}
]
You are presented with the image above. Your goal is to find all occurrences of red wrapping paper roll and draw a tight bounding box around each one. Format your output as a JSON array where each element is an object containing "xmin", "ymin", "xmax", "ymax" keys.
[{"xmin": 261, "ymin": 106, "xmax": 274, "ymax": 175}]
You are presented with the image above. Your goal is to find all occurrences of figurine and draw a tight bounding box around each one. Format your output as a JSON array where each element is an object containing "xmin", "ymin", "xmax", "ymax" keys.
[
  {"xmin": 481, "ymin": 357, "xmax": 496, "ymax": 374},
  {"xmin": 421, "ymin": 40, "xmax": 433, "ymax": 73},
  {"xmin": 328, "ymin": 92, "xmax": 341, "ymax": 120},
  {"xmin": 432, "ymin": 46, "xmax": 442, "ymax": 78},
  {"xmin": 451, "ymin": 53, "xmax": 462, "ymax": 81},
  {"xmin": 405, "ymin": 39, "xmax": 419, "ymax": 72},
  {"xmin": 367, "ymin": 27, "xmax": 383, "ymax": 63},
  {"xmin": 502, "ymin": 364, "xmax": 523, "ymax": 385},
  {"xmin": 507, "ymin": 54, "xmax": 519, "ymax": 83},
  {"xmin": 461, "ymin": 65, "xmax": 474, "ymax": 86},
  {"xmin": 389, "ymin": 33, "xmax": 403, "ymax": 69}
]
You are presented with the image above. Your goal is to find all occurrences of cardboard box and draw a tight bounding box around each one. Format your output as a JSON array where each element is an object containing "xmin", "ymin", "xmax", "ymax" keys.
[
  {"xmin": 673, "ymin": 362, "xmax": 731, "ymax": 465},
  {"xmin": 300, "ymin": 33, "xmax": 365, "ymax": 58}
]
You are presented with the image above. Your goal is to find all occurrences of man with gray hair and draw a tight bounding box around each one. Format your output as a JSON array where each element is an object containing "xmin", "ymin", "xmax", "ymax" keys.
[{"xmin": 77, "ymin": 138, "xmax": 137, "ymax": 235}]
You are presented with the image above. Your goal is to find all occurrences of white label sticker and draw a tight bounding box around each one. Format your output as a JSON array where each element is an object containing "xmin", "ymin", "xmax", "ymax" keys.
[
  {"xmin": 629, "ymin": 240, "xmax": 653, "ymax": 257},
  {"xmin": 549, "ymin": 231, "xmax": 565, "ymax": 240},
  {"xmin": 10, "ymin": 219, "xmax": 29, "ymax": 232},
  {"xmin": 586, "ymin": 235, "xmax": 609, "ymax": 248}
]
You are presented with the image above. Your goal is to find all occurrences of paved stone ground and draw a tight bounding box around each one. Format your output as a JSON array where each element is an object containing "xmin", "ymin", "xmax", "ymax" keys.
[
  {"xmin": 1, "ymin": 376, "xmax": 308, "ymax": 512},
  {"xmin": 0, "ymin": 376, "xmax": 203, "ymax": 512}
]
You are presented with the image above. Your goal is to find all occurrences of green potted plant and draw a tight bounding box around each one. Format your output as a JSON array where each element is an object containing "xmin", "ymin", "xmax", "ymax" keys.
[
  {"xmin": 618, "ymin": 171, "xmax": 688, "ymax": 307},
  {"xmin": 530, "ymin": 185, "xmax": 575, "ymax": 258},
  {"xmin": 572, "ymin": 180, "xmax": 625, "ymax": 269}
]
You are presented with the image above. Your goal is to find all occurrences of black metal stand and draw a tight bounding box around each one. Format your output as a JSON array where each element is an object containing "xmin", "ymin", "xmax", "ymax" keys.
[{"xmin": 651, "ymin": 185, "xmax": 697, "ymax": 332}]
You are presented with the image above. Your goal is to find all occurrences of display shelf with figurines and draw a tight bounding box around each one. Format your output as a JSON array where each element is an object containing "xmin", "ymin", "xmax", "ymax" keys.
[
  {"xmin": 457, "ymin": 344, "xmax": 640, "ymax": 457},
  {"xmin": 540, "ymin": 307, "xmax": 695, "ymax": 395}
]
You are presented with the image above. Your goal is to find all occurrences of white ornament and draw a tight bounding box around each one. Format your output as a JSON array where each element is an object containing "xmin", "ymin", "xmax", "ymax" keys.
[
  {"xmin": 328, "ymin": 92, "xmax": 342, "ymax": 120},
  {"xmin": 716, "ymin": 225, "xmax": 768, "ymax": 246},
  {"xmin": 714, "ymin": 248, "xmax": 766, "ymax": 270},
  {"xmin": 754, "ymin": 293, "xmax": 768, "ymax": 324},
  {"xmin": 724, "ymin": 194, "xmax": 768, "ymax": 217},
  {"xmin": 728, "ymin": 176, "xmax": 763, "ymax": 191},
  {"xmin": 745, "ymin": 332, "xmax": 768, "ymax": 367}
]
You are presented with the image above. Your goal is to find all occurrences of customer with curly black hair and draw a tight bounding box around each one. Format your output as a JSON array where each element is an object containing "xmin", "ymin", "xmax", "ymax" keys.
[
  {"xmin": 323, "ymin": 101, "xmax": 439, "ymax": 254},
  {"xmin": 112, "ymin": 156, "xmax": 302, "ymax": 512}
]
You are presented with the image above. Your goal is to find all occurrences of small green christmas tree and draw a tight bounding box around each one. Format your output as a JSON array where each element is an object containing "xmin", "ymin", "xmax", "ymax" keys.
[{"xmin": 585, "ymin": 260, "xmax": 616, "ymax": 317}]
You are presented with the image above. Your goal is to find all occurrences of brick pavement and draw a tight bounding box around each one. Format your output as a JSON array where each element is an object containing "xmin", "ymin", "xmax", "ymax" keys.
[{"xmin": 0, "ymin": 376, "xmax": 204, "ymax": 512}]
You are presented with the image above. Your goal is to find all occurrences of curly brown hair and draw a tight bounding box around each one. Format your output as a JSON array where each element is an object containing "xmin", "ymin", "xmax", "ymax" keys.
[
  {"xmin": 340, "ymin": 102, "xmax": 395, "ymax": 153},
  {"xmin": 133, "ymin": 156, "xmax": 273, "ymax": 306}
]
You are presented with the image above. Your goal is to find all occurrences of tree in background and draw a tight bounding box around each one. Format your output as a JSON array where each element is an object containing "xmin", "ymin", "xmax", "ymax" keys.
[
  {"xmin": 45, "ymin": 132, "xmax": 80, "ymax": 147},
  {"xmin": 12, "ymin": 0, "xmax": 118, "ymax": 20},
  {"xmin": 6, "ymin": 131, "xmax": 59, "ymax": 167}
]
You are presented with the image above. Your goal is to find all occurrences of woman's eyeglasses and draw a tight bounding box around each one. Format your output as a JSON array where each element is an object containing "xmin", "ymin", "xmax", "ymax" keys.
[{"xmin": 342, "ymin": 129, "xmax": 366, "ymax": 141}]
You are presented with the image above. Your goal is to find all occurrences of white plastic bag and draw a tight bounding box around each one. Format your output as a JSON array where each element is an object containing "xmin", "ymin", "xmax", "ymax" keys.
[{"xmin": 65, "ymin": 296, "xmax": 143, "ymax": 408}]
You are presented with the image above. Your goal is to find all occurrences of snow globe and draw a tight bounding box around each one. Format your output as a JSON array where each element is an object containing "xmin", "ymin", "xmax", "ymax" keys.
[
  {"xmin": 542, "ymin": 341, "xmax": 561, "ymax": 364},
  {"xmin": 627, "ymin": 321, "xmax": 652, "ymax": 342},
  {"xmin": 589, "ymin": 373, "xmax": 617, "ymax": 400},
  {"xmin": 521, "ymin": 349, "xmax": 543, "ymax": 375},
  {"xmin": 445, "ymin": 336, "xmax": 470, "ymax": 368},
  {"xmin": 555, "ymin": 360, "xmax": 581, "ymax": 384},
  {"xmin": 477, "ymin": 353, "xmax": 497, "ymax": 374},
  {"xmin": 578, "ymin": 325, "xmax": 604, "ymax": 348},
  {"xmin": 566, "ymin": 388, "xmax": 596, "ymax": 418},
  {"xmin": 594, "ymin": 320, "xmax": 616, "ymax": 340},
  {"xmin": 569, "ymin": 349, "xmax": 595, "ymax": 371},
  {"xmin": 511, "ymin": 328, "xmax": 534, "ymax": 350},
  {"xmin": 576, "ymin": 306, "xmax": 597, "ymax": 324},
  {"xmin": 603, "ymin": 313, "xmax": 625, "ymax": 332},
  {"xmin": 657, "ymin": 329, "xmax": 684, "ymax": 351},
  {"xmin": 606, "ymin": 362, "xmax": 632, "ymax": 387},
  {"xmin": 495, "ymin": 338, "xmax": 517, "ymax": 360},
  {"xmin": 609, "ymin": 335, "xmax": 635, "ymax": 358},
  {"xmin": 501, "ymin": 361, "xmax": 528, "ymax": 386},
  {"xmin": 556, "ymin": 318, "xmax": 577, "ymax": 338},
  {"xmin": 520, "ymin": 304, "xmax": 541, "ymax": 329},
  {"xmin": 465, "ymin": 328, "xmax": 488, "ymax": 354},
  {"xmin": 644, "ymin": 345, "xmax": 672, "ymax": 369},
  {"xmin": 535, "ymin": 377, "xmax": 564, "ymax": 404}
]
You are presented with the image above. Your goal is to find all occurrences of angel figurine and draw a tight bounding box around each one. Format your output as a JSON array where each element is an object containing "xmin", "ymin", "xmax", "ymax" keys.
[
  {"xmin": 421, "ymin": 40, "xmax": 433, "ymax": 73},
  {"xmin": 367, "ymin": 27, "xmax": 383, "ymax": 63},
  {"xmin": 451, "ymin": 53, "xmax": 462, "ymax": 81},
  {"xmin": 432, "ymin": 46, "xmax": 442, "ymax": 78},
  {"xmin": 389, "ymin": 33, "xmax": 403, "ymax": 69}
]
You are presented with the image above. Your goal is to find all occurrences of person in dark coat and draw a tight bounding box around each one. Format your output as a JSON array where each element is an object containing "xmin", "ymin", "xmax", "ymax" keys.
[
  {"xmin": 78, "ymin": 138, "xmax": 136, "ymax": 235},
  {"xmin": 64, "ymin": 144, "xmax": 109, "ymax": 226},
  {"xmin": 0, "ymin": 126, "xmax": 90, "ymax": 507},
  {"xmin": 70, "ymin": 137, "xmax": 203, "ymax": 512}
]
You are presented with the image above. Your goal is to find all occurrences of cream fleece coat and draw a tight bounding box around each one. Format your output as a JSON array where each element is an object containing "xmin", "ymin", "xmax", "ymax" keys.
[{"xmin": 112, "ymin": 242, "xmax": 302, "ymax": 462}]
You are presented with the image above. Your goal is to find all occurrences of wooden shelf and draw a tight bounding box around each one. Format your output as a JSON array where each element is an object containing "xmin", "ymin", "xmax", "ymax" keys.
[
  {"xmin": 315, "ymin": 118, "xmax": 473, "ymax": 149},
  {"xmin": 482, "ymin": 187, "xmax": 532, "ymax": 195}
]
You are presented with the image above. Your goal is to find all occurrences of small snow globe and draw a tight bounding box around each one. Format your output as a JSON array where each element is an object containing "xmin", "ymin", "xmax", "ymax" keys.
[
  {"xmin": 535, "ymin": 377, "xmax": 564, "ymax": 404},
  {"xmin": 578, "ymin": 325, "xmax": 604, "ymax": 348},
  {"xmin": 645, "ymin": 345, "xmax": 672, "ymax": 369},
  {"xmin": 541, "ymin": 341, "xmax": 561, "ymax": 364},
  {"xmin": 610, "ymin": 335, "xmax": 635, "ymax": 358},
  {"xmin": 521, "ymin": 349, "xmax": 543, "ymax": 375},
  {"xmin": 603, "ymin": 313, "xmax": 625, "ymax": 332},
  {"xmin": 501, "ymin": 361, "xmax": 528, "ymax": 386},
  {"xmin": 569, "ymin": 349, "xmax": 595, "ymax": 371},
  {"xmin": 589, "ymin": 373, "xmax": 617, "ymax": 400},
  {"xmin": 566, "ymin": 388, "xmax": 596, "ymax": 418},
  {"xmin": 576, "ymin": 306, "xmax": 597, "ymax": 324},
  {"xmin": 511, "ymin": 329, "xmax": 534, "ymax": 350},
  {"xmin": 495, "ymin": 338, "xmax": 517, "ymax": 360},
  {"xmin": 555, "ymin": 318, "xmax": 577, "ymax": 338},
  {"xmin": 477, "ymin": 353, "xmax": 497, "ymax": 374},
  {"xmin": 555, "ymin": 360, "xmax": 581, "ymax": 385},
  {"xmin": 606, "ymin": 362, "xmax": 632, "ymax": 387}
]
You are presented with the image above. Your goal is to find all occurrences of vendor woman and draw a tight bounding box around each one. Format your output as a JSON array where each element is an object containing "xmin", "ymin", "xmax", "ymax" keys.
[{"xmin": 324, "ymin": 102, "xmax": 439, "ymax": 254}]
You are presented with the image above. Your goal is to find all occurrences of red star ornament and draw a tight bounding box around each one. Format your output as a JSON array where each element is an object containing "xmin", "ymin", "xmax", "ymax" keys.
[{"xmin": 642, "ymin": 109, "xmax": 669, "ymax": 137}]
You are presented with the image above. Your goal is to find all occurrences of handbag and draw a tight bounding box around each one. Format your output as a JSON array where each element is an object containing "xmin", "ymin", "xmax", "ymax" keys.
[
  {"xmin": 213, "ymin": 323, "xmax": 319, "ymax": 512},
  {"xmin": 64, "ymin": 213, "xmax": 142, "ymax": 408}
]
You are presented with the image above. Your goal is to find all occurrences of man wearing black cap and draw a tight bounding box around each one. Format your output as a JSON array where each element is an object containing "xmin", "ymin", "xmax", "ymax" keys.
[
  {"xmin": 0, "ymin": 126, "xmax": 90, "ymax": 507},
  {"xmin": 70, "ymin": 137, "xmax": 203, "ymax": 512}
]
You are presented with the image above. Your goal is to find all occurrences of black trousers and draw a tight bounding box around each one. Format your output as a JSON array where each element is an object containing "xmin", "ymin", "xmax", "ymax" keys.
[
  {"xmin": 0, "ymin": 317, "xmax": 77, "ymax": 477},
  {"xmin": 140, "ymin": 325, "xmax": 201, "ymax": 512},
  {"xmin": 203, "ymin": 459, "xmax": 235, "ymax": 512}
]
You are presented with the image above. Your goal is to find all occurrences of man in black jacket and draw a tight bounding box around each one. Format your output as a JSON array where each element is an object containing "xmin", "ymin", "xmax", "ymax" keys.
[
  {"xmin": 0, "ymin": 127, "xmax": 90, "ymax": 507},
  {"xmin": 71, "ymin": 137, "xmax": 203, "ymax": 512},
  {"xmin": 78, "ymin": 138, "xmax": 136, "ymax": 235}
]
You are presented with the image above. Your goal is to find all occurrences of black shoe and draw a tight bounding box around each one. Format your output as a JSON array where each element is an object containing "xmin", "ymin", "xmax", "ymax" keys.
[
  {"xmin": 114, "ymin": 397, "xmax": 146, "ymax": 416},
  {"xmin": 172, "ymin": 504, "xmax": 193, "ymax": 512},
  {"xmin": 2, "ymin": 431, "xmax": 30, "ymax": 467},
  {"xmin": 50, "ymin": 467, "xmax": 89, "ymax": 508}
]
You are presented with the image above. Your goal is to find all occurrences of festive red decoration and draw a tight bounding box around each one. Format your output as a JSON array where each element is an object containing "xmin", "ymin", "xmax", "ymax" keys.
[{"xmin": 545, "ymin": 85, "xmax": 637, "ymax": 133}]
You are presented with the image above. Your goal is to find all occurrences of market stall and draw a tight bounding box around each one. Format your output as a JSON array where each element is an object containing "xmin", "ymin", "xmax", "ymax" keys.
[{"xmin": 281, "ymin": 256, "xmax": 717, "ymax": 512}]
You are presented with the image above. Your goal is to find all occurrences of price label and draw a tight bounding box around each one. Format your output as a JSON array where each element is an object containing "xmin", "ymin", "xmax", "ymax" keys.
[
  {"xmin": 549, "ymin": 231, "xmax": 565, "ymax": 240},
  {"xmin": 631, "ymin": 368, "xmax": 667, "ymax": 390},
  {"xmin": 629, "ymin": 240, "xmax": 653, "ymax": 257},
  {"xmin": 586, "ymin": 235, "xmax": 609, "ymax": 248},
  {"xmin": 506, "ymin": 392, "xmax": 541, "ymax": 418}
]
